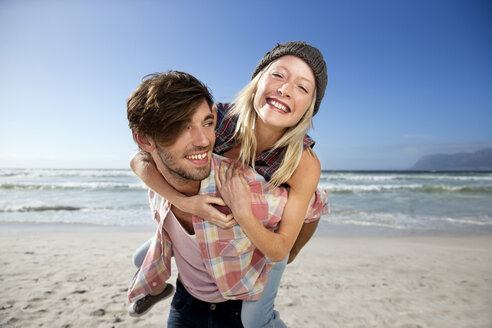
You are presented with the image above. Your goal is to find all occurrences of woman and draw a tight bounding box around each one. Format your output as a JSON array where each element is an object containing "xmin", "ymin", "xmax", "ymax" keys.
[{"xmin": 131, "ymin": 41, "xmax": 328, "ymax": 327}]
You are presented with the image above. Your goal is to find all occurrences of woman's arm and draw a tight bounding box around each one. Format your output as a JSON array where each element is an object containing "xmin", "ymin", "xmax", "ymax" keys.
[
  {"xmin": 216, "ymin": 149, "xmax": 321, "ymax": 262},
  {"xmin": 130, "ymin": 151, "xmax": 236, "ymax": 228}
]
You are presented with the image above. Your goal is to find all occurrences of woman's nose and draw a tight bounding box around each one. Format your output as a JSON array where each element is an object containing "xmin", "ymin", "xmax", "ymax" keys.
[{"xmin": 277, "ymin": 83, "xmax": 292, "ymax": 97}]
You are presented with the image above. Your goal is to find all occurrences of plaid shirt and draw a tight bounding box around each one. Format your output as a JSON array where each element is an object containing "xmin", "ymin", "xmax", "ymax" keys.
[
  {"xmin": 127, "ymin": 155, "xmax": 329, "ymax": 303},
  {"xmin": 214, "ymin": 103, "xmax": 315, "ymax": 182}
]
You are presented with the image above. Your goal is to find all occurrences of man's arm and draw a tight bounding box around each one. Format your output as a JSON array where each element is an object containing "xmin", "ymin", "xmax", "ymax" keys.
[
  {"xmin": 287, "ymin": 219, "xmax": 319, "ymax": 264},
  {"xmin": 130, "ymin": 151, "xmax": 235, "ymax": 228}
]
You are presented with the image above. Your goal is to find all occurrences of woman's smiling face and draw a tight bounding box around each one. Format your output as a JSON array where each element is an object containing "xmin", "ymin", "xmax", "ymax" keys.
[{"xmin": 253, "ymin": 55, "xmax": 316, "ymax": 132}]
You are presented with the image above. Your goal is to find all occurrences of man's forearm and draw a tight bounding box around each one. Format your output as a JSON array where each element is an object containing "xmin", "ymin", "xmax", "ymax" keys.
[{"xmin": 287, "ymin": 219, "xmax": 319, "ymax": 264}]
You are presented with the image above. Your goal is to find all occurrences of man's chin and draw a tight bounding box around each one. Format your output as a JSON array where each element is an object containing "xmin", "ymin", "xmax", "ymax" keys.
[{"xmin": 185, "ymin": 165, "xmax": 211, "ymax": 181}]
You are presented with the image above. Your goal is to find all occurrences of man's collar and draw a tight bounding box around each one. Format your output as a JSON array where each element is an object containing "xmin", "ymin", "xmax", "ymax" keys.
[{"xmin": 198, "ymin": 155, "xmax": 219, "ymax": 196}]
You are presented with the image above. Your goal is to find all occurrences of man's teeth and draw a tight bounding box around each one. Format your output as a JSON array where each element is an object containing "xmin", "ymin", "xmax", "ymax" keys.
[
  {"xmin": 269, "ymin": 99, "xmax": 288, "ymax": 112},
  {"xmin": 187, "ymin": 153, "xmax": 207, "ymax": 160}
]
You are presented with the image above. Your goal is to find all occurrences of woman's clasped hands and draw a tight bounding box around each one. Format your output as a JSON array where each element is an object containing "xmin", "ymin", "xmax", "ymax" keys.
[
  {"xmin": 214, "ymin": 160, "xmax": 253, "ymax": 225},
  {"xmin": 180, "ymin": 193, "xmax": 237, "ymax": 229}
]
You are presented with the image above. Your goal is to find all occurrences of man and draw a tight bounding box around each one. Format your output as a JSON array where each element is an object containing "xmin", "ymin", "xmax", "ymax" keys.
[{"xmin": 126, "ymin": 71, "xmax": 328, "ymax": 327}]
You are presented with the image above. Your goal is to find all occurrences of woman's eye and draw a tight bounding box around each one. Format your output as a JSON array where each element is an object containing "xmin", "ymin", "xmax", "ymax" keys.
[
  {"xmin": 272, "ymin": 73, "xmax": 282, "ymax": 78},
  {"xmin": 299, "ymin": 86, "xmax": 308, "ymax": 93}
]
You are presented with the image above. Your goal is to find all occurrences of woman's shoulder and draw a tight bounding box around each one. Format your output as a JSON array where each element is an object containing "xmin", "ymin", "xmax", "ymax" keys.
[
  {"xmin": 287, "ymin": 148, "xmax": 321, "ymax": 189},
  {"xmin": 215, "ymin": 102, "xmax": 236, "ymax": 128},
  {"xmin": 215, "ymin": 102, "xmax": 232, "ymax": 120},
  {"xmin": 214, "ymin": 103, "xmax": 237, "ymax": 153},
  {"xmin": 298, "ymin": 149, "xmax": 321, "ymax": 173}
]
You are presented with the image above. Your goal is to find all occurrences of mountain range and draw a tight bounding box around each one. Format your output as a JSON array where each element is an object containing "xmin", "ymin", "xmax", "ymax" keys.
[{"xmin": 410, "ymin": 148, "xmax": 492, "ymax": 171}]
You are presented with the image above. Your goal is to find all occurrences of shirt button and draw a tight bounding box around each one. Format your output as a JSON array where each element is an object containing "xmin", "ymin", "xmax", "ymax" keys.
[{"xmin": 210, "ymin": 304, "xmax": 216, "ymax": 311}]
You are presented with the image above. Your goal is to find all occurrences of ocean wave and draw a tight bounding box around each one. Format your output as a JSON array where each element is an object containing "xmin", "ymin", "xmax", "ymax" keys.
[
  {"xmin": 0, "ymin": 218, "xmax": 153, "ymax": 227},
  {"xmin": 419, "ymin": 185, "xmax": 492, "ymax": 194},
  {"xmin": 0, "ymin": 169, "xmax": 134, "ymax": 178},
  {"xmin": 320, "ymin": 172, "xmax": 492, "ymax": 182},
  {"xmin": 0, "ymin": 182, "xmax": 146, "ymax": 191},
  {"xmin": 320, "ymin": 218, "xmax": 409, "ymax": 230},
  {"xmin": 320, "ymin": 211, "xmax": 492, "ymax": 229},
  {"xmin": 393, "ymin": 175, "xmax": 492, "ymax": 182},
  {"xmin": 320, "ymin": 173, "xmax": 402, "ymax": 182},
  {"xmin": 442, "ymin": 218, "xmax": 492, "ymax": 226},
  {"xmin": 0, "ymin": 205, "xmax": 82, "ymax": 212},
  {"xmin": 0, "ymin": 203, "xmax": 149, "ymax": 213},
  {"xmin": 319, "ymin": 183, "xmax": 492, "ymax": 194}
]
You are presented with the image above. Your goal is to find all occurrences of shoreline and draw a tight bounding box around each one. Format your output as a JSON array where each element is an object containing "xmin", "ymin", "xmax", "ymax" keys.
[{"xmin": 1, "ymin": 220, "xmax": 492, "ymax": 238}]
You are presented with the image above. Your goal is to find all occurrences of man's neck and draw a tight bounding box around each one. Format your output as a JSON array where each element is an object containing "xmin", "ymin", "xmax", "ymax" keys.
[
  {"xmin": 162, "ymin": 170, "xmax": 201, "ymax": 197},
  {"xmin": 156, "ymin": 165, "xmax": 199, "ymax": 235}
]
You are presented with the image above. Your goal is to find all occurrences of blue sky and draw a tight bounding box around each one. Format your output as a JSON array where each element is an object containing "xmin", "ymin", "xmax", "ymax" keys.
[{"xmin": 1, "ymin": 0, "xmax": 491, "ymax": 170}]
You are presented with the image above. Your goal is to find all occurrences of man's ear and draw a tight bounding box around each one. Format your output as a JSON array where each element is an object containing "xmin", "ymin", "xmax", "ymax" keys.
[
  {"xmin": 133, "ymin": 132, "xmax": 156, "ymax": 152},
  {"xmin": 212, "ymin": 103, "xmax": 217, "ymax": 121}
]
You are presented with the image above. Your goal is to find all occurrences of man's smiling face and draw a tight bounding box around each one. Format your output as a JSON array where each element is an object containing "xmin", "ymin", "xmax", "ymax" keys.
[{"xmin": 155, "ymin": 99, "xmax": 216, "ymax": 182}]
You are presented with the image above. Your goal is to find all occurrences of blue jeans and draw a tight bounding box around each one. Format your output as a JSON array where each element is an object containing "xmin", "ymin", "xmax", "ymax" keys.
[
  {"xmin": 133, "ymin": 239, "xmax": 287, "ymax": 327},
  {"xmin": 133, "ymin": 237, "xmax": 152, "ymax": 268},
  {"xmin": 167, "ymin": 279, "xmax": 243, "ymax": 328},
  {"xmin": 241, "ymin": 258, "xmax": 288, "ymax": 328}
]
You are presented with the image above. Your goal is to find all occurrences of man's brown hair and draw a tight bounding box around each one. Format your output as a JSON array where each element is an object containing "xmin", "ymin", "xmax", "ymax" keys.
[{"xmin": 127, "ymin": 71, "xmax": 213, "ymax": 147}]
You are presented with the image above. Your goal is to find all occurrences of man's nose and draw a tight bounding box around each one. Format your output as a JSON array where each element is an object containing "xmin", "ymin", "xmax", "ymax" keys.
[{"xmin": 192, "ymin": 127, "xmax": 210, "ymax": 147}]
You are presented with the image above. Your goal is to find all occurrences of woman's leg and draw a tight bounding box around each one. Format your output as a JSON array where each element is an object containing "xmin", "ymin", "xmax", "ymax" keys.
[
  {"xmin": 132, "ymin": 237, "xmax": 153, "ymax": 268},
  {"xmin": 241, "ymin": 257, "xmax": 288, "ymax": 328}
]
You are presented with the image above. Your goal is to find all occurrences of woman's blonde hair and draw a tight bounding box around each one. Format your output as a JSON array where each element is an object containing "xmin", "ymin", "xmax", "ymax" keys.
[{"xmin": 227, "ymin": 65, "xmax": 316, "ymax": 187}]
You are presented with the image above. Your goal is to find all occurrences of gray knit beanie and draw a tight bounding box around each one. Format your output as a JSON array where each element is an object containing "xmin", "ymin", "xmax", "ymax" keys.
[{"xmin": 252, "ymin": 41, "xmax": 327, "ymax": 116}]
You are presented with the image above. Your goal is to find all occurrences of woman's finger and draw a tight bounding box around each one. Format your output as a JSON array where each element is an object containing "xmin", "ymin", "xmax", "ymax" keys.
[
  {"xmin": 227, "ymin": 218, "xmax": 237, "ymax": 228},
  {"xmin": 206, "ymin": 196, "xmax": 226, "ymax": 207},
  {"xmin": 219, "ymin": 162, "xmax": 223, "ymax": 181},
  {"xmin": 226, "ymin": 162, "xmax": 233, "ymax": 181},
  {"xmin": 217, "ymin": 161, "xmax": 226, "ymax": 187},
  {"xmin": 232, "ymin": 162, "xmax": 239, "ymax": 177},
  {"xmin": 239, "ymin": 174, "xmax": 248, "ymax": 187},
  {"xmin": 222, "ymin": 215, "xmax": 236, "ymax": 228},
  {"xmin": 211, "ymin": 214, "xmax": 236, "ymax": 229},
  {"xmin": 214, "ymin": 166, "xmax": 222, "ymax": 189},
  {"xmin": 209, "ymin": 208, "xmax": 228, "ymax": 222}
]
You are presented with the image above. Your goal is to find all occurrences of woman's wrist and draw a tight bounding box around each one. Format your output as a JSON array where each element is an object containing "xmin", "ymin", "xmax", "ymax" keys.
[
  {"xmin": 231, "ymin": 207, "xmax": 255, "ymax": 227},
  {"xmin": 173, "ymin": 194, "xmax": 189, "ymax": 211}
]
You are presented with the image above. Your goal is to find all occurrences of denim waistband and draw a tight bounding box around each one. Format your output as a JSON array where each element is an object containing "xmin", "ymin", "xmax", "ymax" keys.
[{"xmin": 175, "ymin": 279, "xmax": 242, "ymax": 313}]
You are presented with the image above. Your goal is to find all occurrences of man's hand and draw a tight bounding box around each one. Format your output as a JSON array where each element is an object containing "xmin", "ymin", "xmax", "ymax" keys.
[
  {"xmin": 287, "ymin": 220, "xmax": 319, "ymax": 264},
  {"xmin": 287, "ymin": 247, "xmax": 300, "ymax": 264}
]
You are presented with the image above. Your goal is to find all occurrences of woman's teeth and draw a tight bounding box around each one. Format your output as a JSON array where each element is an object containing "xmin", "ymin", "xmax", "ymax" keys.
[{"xmin": 269, "ymin": 99, "xmax": 289, "ymax": 113}]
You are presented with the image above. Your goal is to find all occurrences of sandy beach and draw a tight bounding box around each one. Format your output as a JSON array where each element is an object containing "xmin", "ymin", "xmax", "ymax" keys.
[{"xmin": 1, "ymin": 226, "xmax": 491, "ymax": 328}]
